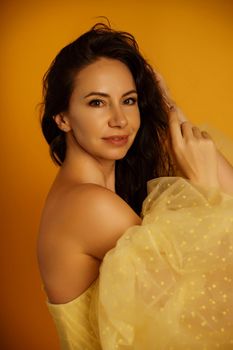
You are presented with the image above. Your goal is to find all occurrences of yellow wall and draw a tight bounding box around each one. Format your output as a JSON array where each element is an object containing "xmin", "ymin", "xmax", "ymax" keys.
[{"xmin": 1, "ymin": 0, "xmax": 233, "ymax": 348}]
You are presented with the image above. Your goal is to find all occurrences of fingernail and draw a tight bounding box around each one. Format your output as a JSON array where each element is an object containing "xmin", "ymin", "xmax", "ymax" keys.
[{"xmin": 169, "ymin": 105, "xmax": 176, "ymax": 112}]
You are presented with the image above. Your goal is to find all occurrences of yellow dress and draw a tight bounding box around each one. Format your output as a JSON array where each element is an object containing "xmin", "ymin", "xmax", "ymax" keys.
[
  {"xmin": 48, "ymin": 177, "xmax": 233, "ymax": 350},
  {"xmin": 47, "ymin": 279, "xmax": 101, "ymax": 350},
  {"xmin": 95, "ymin": 177, "xmax": 233, "ymax": 350}
]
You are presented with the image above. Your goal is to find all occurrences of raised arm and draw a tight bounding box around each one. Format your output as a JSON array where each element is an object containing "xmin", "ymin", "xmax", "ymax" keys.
[{"xmin": 156, "ymin": 71, "xmax": 233, "ymax": 194}]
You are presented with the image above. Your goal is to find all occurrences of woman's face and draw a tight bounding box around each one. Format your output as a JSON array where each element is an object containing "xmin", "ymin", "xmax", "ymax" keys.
[{"xmin": 57, "ymin": 57, "xmax": 140, "ymax": 161}]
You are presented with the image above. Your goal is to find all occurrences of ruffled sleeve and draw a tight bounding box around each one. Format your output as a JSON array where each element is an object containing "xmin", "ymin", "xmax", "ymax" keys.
[{"xmin": 92, "ymin": 177, "xmax": 233, "ymax": 350}]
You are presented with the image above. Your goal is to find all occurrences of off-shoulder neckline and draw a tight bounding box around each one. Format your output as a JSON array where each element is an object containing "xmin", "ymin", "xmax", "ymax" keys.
[{"xmin": 46, "ymin": 279, "xmax": 98, "ymax": 307}]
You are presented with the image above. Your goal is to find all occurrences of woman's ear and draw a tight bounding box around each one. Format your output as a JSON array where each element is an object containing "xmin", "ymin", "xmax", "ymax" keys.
[{"xmin": 53, "ymin": 113, "xmax": 71, "ymax": 132}]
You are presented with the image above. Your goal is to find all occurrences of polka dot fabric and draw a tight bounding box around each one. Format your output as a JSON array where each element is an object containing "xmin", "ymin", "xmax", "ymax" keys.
[{"xmin": 93, "ymin": 177, "xmax": 233, "ymax": 349}]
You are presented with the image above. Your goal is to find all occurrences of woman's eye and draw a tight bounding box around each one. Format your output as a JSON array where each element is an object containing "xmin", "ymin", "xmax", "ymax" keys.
[
  {"xmin": 89, "ymin": 99, "xmax": 104, "ymax": 107},
  {"xmin": 124, "ymin": 97, "xmax": 137, "ymax": 105}
]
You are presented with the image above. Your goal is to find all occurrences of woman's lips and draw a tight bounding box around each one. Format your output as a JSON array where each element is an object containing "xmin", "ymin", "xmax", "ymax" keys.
[{"xmin": 102, "ymin": 135, "xmax": 129, "ymax": 146}]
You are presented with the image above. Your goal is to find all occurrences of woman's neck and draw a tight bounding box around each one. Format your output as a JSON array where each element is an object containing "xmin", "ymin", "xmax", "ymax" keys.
[{"xmin": 58, "ymin": 148, "xmax": 116, "ymax": 192}]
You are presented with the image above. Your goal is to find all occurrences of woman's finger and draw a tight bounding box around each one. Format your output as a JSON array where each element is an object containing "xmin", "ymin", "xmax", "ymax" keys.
[
  {"xmin": 168, "ymin": 107, "xmax": 183, "ymax": 146},
  {"xmin": 201, "ymin": 130, "xmax": 212, "ymax": 139},
  {"xmin": 192, "ymin": 126, "xmax": 202, "ymax": 139},
  {"xmin": 180, "ymin": 121, "xmax": 194, "ymax": 139}
]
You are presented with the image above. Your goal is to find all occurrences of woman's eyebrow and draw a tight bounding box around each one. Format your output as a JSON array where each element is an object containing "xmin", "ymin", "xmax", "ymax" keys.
[{"xmin": 84, "ymin": 89, "xmax": 137, "ymax": 98}]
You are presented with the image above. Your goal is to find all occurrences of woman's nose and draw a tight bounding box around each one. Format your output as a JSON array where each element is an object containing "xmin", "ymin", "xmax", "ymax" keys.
[{"xmin": 108, "ymin": 106, "xmax": 128, "ymax": 128}]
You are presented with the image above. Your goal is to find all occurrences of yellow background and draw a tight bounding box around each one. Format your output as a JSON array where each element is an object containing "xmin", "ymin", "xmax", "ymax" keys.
[{"xmin": 1, "ymin": 0, "xmax": 233, "ymax": 348}]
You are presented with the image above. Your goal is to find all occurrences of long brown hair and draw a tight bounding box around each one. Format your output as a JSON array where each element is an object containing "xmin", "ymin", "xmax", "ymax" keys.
[{"xmin": 41, "ymin": 23, "xmax": 174, "ymax": 215}]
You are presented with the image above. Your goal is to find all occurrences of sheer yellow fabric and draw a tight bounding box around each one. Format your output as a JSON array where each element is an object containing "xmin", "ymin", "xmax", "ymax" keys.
[
  {"xmin": 93, "ymin": 177, "xmax": 233, "ymax": 350},
  {"xmin": 47, "ymin": 177, "xmax": 233, "ymax": 349},
  {"xmin": 47, "ymin": 127, "xmax": 233, "ymax": 350}
]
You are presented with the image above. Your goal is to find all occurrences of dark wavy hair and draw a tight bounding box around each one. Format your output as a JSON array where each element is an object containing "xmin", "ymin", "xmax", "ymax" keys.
[{"xmin": 41, "ymin": 22, "xmax": 174, "ymax": 215}]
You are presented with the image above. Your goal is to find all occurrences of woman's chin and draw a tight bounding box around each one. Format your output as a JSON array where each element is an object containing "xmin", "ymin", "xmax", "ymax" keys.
[{"xmin": 98, "ymin": 152, "xmax": 128, "ymax": 162}]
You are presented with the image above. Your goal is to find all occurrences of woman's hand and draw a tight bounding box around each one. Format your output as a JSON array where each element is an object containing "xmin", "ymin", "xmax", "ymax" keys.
[
  {"xmin": 156, "ymin": 70, "xmax": 233, "ymax": 193},
  {"xmin": 168, "ymin": 108, "xmax": 220, "ymax": 188},
  {"xmin": 155, "ymin": 71, "xmax": 187, "ymax": 123}
]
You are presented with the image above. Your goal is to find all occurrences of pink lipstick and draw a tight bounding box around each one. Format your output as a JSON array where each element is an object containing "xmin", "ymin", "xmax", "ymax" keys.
[{"xmin": 103, "ymin": 135, "xmax": 129, "ymax": 146}]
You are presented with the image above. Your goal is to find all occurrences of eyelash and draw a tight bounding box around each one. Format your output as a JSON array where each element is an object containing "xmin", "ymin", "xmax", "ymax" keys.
[
  {"xmin": 89, "ymin": 99, "xmax": 104, "ymax": 107},
  {"xmin": 88, "ymin": 97, "xmax": 137, "ymax": 107},
  {"xmin": 124, "ymin": 97, "xmax": 137, "ymax": 105}
]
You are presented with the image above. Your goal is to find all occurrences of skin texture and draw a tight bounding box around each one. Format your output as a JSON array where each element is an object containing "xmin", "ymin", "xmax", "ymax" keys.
[{"xmin": 54, "ymin": 57, "xmax": 140, "ymax": 192}]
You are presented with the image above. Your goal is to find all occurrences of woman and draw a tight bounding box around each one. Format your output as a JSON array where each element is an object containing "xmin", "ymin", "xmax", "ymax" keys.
[{"xmin": 37, "ymin": 23, "xmax": 233, "ymax": 349}]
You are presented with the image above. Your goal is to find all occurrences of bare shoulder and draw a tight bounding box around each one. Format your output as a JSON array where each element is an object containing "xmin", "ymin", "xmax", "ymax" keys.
[
  {"xmin": 39, "ymin": 183, "xmax": 141, "ymax": 259},
  {"xmin": 37, "ymin": 183, "xmax": 141, "ymax": 302},
  {"xmin": 72, "ymin": 183, "xmax": 140, "ymax": 219},
  {"xmin": 62, "ymin": 183, "xmax": 142, "ymax": 259}
]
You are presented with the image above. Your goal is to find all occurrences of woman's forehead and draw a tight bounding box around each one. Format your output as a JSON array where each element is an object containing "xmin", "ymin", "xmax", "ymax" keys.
[{"xmin": 73, "ymin": 57, "xmax": 136, "ymax": 94}]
